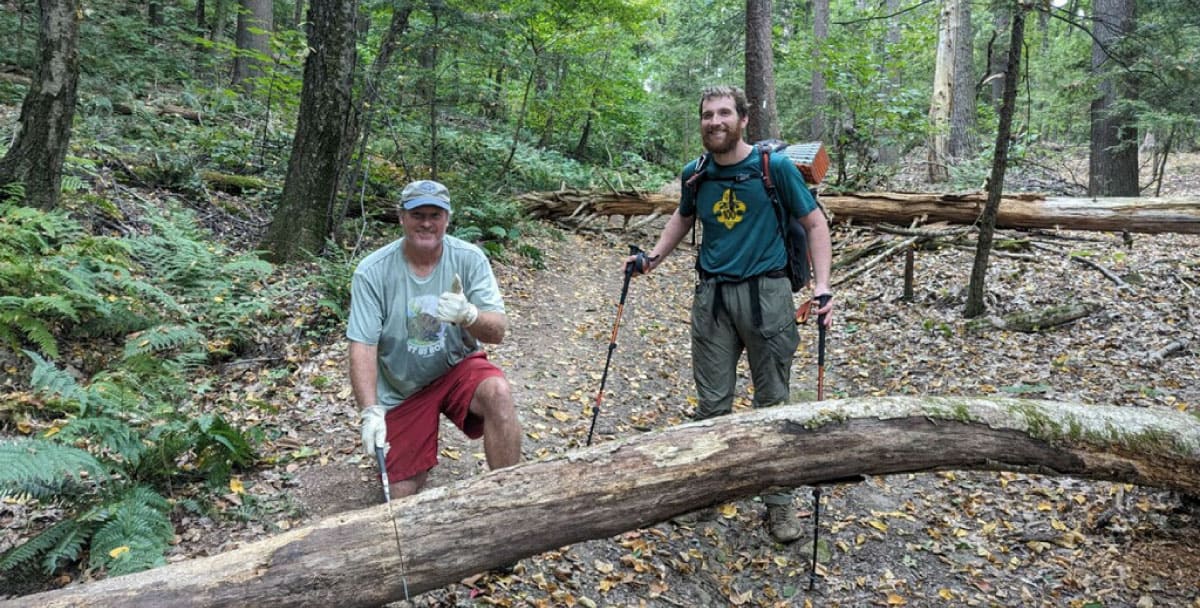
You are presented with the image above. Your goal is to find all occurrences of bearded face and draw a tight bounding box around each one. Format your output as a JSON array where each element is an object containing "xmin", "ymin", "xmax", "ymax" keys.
[{"xmin": 699, "ymin": 95, "xmax": 745, "ymax": 155}]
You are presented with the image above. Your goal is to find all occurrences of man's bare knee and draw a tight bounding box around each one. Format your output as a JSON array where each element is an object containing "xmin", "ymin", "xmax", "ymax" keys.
[
  {"xmin": 389, "ymin": 470, "xmax": 428, "ymax": 498},
  {"xmin": 472, "ymin": 376, "xmax": 515, "ymax": 418}
]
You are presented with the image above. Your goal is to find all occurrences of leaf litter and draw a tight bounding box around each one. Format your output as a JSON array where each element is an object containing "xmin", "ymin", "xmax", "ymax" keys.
[{"xmin": 270, "ymin": 210, "xmax": 1197, "ymax": 607}]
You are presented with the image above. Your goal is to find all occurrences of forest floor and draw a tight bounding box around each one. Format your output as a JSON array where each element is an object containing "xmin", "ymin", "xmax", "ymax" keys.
[{"xmin": 3, "ymin": 149, "xmax": 1200, "ymax": 607}]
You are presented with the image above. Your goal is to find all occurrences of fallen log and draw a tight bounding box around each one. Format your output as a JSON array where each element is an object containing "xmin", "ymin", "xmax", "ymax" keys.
[
  {"xmin": 7, "ymin": 397, "xmax": 1197, "ymax": 608},
  {"xmin": 515, "ymin": 189, "xmax": 1200, "ymax": 234},
  {"xmin": 965, "ymin": 301, "xmax": 1104, "ymax": 333},
  {"xmin": 516, "ymin": 189, "xmax": 678, "ymax": 224},
  {"xmin": 820, "ymin": 192, "xmax": 1200, "ymax": 235}
]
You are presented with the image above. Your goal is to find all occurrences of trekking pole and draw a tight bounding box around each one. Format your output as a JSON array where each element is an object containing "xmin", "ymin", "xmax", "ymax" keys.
[
  {"xmin": 375, "ymin": 446, "xmax": 410, "ymax": 601},
  {"xmin": 587, "ymin": 245, "xmax": 645, "ymax": 446},
  {"xmin": 808, "ymin": 293, "xmax": 832, "ymax": 592}
]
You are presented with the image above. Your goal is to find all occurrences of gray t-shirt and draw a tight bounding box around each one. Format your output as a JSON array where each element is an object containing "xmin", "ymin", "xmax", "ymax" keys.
[{"xmin": 346, "ymin": 235, "xmax": 505, "ymax": 406}]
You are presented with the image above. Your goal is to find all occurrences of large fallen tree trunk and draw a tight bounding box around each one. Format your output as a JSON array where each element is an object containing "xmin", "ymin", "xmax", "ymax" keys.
[
  {"xmin": 819, "ymin": 192, "xmax": 1200, "ymax": 234},
  {"xmin": 6, "ymin": 397, "xmax": 1198, "ymax": 608},
  {"xmin": 516, "ymin": 189, "xmax": 1200, "ymax": 234}
]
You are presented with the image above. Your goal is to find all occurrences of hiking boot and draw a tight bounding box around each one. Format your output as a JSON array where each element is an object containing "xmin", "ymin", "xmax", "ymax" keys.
[
  {"xmin": 766, "ymin": 502, "xmax": 804, "ymax": 543},
  {"xmin": 671, "ymin": 506, "xmax": 718, "ymax": 526}
]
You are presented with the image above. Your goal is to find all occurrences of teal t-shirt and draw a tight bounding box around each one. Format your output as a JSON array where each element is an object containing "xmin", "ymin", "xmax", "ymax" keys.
[
  {"xmin": 346, "ymin": 235, "xmax": 504, "ymax": 406},
  {"xmin": 680, "ymin": 149, "xmax": 817, "ymax": 279}
]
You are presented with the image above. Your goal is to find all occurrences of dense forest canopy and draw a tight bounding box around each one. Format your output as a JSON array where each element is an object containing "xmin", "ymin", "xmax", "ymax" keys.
[{"xmin": 3, "ymin": 0, "xmax": 1196, "ymax": 202}]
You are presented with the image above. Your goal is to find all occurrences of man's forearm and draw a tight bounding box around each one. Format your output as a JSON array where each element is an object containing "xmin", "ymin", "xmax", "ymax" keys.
[
  {"xmin": 802, "ymin": 209, "xmax": 833, "ymax": 294},
  {"xmin": 647, "ymin": 210, "xmax": 693, "ymax": 266},
  {"xmin": 348, "ymin": 341, "xmax": 380, "ymax": 408},
  {"xmin": 464, "ymin": 310, "xmax": 507, "ymax": 344}
]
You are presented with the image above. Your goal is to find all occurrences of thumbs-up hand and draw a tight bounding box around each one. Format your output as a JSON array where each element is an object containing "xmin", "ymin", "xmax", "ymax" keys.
[{"xmin": 435, "ymin": 273, "xmax": 479, "ymax": 326}]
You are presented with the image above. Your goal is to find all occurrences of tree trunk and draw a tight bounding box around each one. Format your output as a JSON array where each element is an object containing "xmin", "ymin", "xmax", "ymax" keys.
[
  {"xmin": 0, "ymin": 0, "xmax": 81, "ymax": 211},
  {"xmin": 875, "ymin": 0, "xmax": 899, "ymax": 165},
  {"xmin": 744, "ymin": 0, "xmax": 780, "ymax": 142},
  {"xmin": 5, "ymin": 397, "xmax": 1197, "ymax": 608},
  {"xmin": 421, "ymin": 5, "xmax": 441, "ymax": 176},
  {"xmin": 986, "ymin": 3, "xmax": 1011, "ymax": 108},
  {"xmin": 810, "ymin": 0, "xmax": 829, "ymax": 141},
  {"xmin": 209, "ymin": 0, "xmax": 228, "ymax": 41},
  {"xmin": 928, "ymin": 0, "xmax": 971, "ymax": 182},
  {"xmin": 259, "ymin": 0, "xmax": 358, "ymax": 263},
  {"xmin": 1088, "ymin": 0, "xmax": 1139, "ymax": 197},
  {"xmin": 337, "ymin": 1, "xmax": 414, "ymax": 243},
  {"xmin": 965, "ymin": 6, "xmax": 1023, "ymax": 318},
  {"xmin": 818, "ymin": 192, "xmax": 1200, "ymax": 234},
  {"xmin": 948, "ymin": 0, "xmax": 975, "ymax": 160},
  {"xmin": 194, "ymin": 0, "xmax": 207, "ymax": 38},
  {"xmin": 231, "ymin": 0, "xmax": 273, "ymax": 91},
  {"xmin": 148, "ymin": 1, "xmax": 163, "ymax": 29},
  {"xmin": 514, "ymin": 189, "xmax": 1200, "ymax": 235}
]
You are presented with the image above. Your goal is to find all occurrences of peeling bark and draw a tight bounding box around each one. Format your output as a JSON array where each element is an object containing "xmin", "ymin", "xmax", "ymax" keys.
[{"xmin": 4, "ymin": 397, "xmax": 1197, "ymax": 608}]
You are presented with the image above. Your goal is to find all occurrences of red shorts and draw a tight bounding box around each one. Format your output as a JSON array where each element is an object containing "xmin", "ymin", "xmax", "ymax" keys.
[{"xmin": 384, "ymin": 351, "xmax": 505, "ymax": 481}]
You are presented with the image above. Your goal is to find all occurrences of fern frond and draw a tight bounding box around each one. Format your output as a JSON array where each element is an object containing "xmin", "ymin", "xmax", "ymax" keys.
[
  {"xmin": 23, "ymin": 294, "xmax": 80, "ymax": 321},
  {"xmin": 58, "ymin": 417, "xmax": 146, "ymax": 468},
  {"xmin": 22, "ymin": 322, "xmax": 60, "ymax": 359},
  {"xmin": 221, "ymin": 256, "xmax": 273, "ymax": 278},
  {"xmin": 25, "ymin": 350, "xmax": 88, "ymax": 412},
  {"xmin": 192, "ymin": 413, "xmax": 257, "ymax": 475},
  {"xmin": 42, "ymin": 520, "xmax": 92, "ymax": 575},
  {"xmin": 0, "ymin": 518, "xmax": 90, "ymax": 575},
  {"xmin": 87, "ymin": 486, "xmax": 172, "ymax": 576},
  {"xmin": 0, "ymin": 438, "xmax": 107, "ymax": 500},
  {"xmin": 116, "ymin": 277, "xmax": 184, "ymax": 315},
  {"xmin": 0, "ymin": 300, "xmax": 60, "ymax": 359},
  {"xmin": 122, "ymin": 324, "xmax": 205, "ymax": 359},
  {"xmin": 60, "ymin": 175, "xmax": 88, "ymax": 193}
]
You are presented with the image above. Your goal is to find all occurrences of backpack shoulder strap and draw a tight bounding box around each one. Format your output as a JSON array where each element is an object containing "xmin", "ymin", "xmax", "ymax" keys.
[
  {"xmin": 758, "ymin": 142, "xmax": 787, "ymax": 224},
  {"xmin": 758, "ymin": 143, "xmax": 775, "ymax": 193},
  {"xmin": 684, "ymin": 153, "xmax": 711, "ymax": 248},
  {"xmin": 683, "ymin": 152, "xmax": 711, "ymax": 194}
]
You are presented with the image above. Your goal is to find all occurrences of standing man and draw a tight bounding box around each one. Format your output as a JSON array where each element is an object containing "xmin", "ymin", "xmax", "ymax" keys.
[
  {"xmin": 348, "ymin": 180, "xmax": 522, "ymax": 498},
  {"xmin": 632, "ymin": 85, "xmax": 834, "ymax": 543}
]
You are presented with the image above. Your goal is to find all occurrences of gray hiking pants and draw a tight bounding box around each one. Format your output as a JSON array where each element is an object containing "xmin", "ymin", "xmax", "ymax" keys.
[{"xmin": 690, "ymin": 272, "xmax": 800, "ymax": 420}]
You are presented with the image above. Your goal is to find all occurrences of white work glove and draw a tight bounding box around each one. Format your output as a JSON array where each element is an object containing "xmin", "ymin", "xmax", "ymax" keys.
[
  {"xmin": 360, "ymin": 405, "xmax": 389, "ymax": 458},
  {"xmin": 435, "ymin": 274, "xmax": 479, "ymax": 326}
]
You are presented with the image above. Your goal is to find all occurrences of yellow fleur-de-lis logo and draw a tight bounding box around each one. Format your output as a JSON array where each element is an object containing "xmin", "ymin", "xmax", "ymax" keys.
[{"xmin": 713, "ymin": 189, "xmax": 745, "ymax": 229}]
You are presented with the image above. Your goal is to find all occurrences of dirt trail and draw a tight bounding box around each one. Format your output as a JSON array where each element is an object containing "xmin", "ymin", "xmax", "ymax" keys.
[{"xmin": 276, "ymin": 216, "xmax": 1199, "ymax": 607}]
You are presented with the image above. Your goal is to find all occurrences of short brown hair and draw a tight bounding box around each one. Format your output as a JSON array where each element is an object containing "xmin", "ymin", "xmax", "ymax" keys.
[{"xmin": 699, "ymin": 85, "xmax": 748, "ymax": 119}]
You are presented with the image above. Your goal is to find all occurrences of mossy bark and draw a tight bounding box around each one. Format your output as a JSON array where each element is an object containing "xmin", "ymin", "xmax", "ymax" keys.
[{"xmin": 6, "ymin": 397, "xmax": 1197, "ymax": 608}]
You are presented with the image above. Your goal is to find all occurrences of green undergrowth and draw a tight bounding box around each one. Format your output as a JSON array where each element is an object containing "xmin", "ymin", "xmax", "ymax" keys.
[{"xmin": 0, "ymin": 192, "xmax": 269, "ymax": 581}]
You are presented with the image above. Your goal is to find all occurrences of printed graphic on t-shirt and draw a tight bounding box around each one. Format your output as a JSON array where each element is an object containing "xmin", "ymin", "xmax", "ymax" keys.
[
  {"xmin": 713, "ymin": 188, "xmax": 745, "ymax": 229},
  {"xmin": 406, "ymin": 294, "xmax": 446, "ymax": 357}
]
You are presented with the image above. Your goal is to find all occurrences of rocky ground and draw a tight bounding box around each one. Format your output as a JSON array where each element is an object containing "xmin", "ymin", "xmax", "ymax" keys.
[{"xmin": 3, "ymin": 149, "xmax": 1199, "ymax": 607}]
